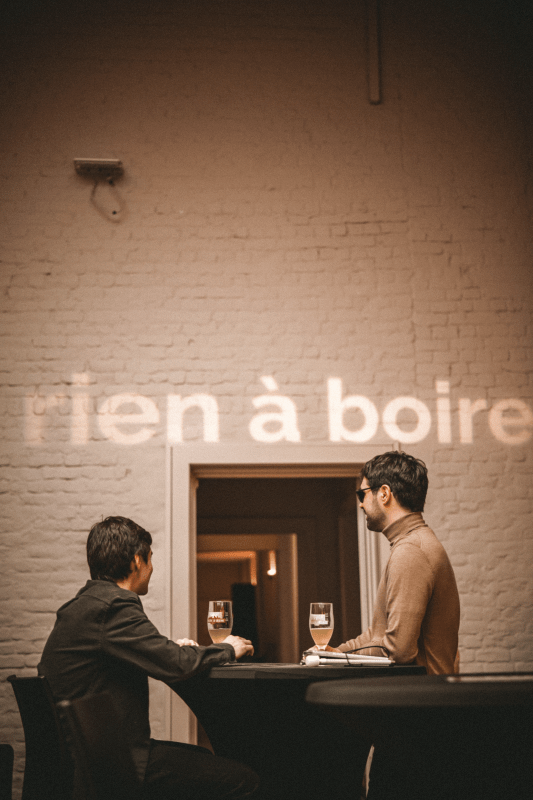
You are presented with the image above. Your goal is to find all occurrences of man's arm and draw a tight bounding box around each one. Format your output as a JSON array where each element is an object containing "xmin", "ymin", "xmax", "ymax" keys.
[
  {"xmin": 175, "ymin": 635, "xmax": 254, "ymax": 660},
  {"xmin": 380, "ymin": 543, "xmax": 433, "ymax": 663},
  {"xmin": 335, "ymin": 625, "xmax": 377, "ymax": 654},
  {"xmin": 333, "ymin": 600, "xmax": 387, "ymax": 656},
  {"xmin": 331, "ymin": 543, "xmax": 433, "ymax": 662},
  {"xmin": 221, "ymin": 634, "xmax": 254, "ymax": 660},
  {"xmin": 101, "ymin": 594, "xmax": 245, "ymax": 683}
]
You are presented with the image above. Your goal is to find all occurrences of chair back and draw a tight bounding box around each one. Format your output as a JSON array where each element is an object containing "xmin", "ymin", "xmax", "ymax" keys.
[
  {"xmin": 59, "ymin": 693, "xmax": 141, "ymax": 800},
  {"xmin": 0, "ymin": 743, "xmax": 14, "ymax": 800},
  {"xmin": 7, "ymin": 675, "xmax": 73, "ymax": 800}
]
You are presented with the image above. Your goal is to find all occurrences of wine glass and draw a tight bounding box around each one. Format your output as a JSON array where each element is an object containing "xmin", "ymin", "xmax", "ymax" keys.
[
  {"xmin": 309, "ymin": 603, "xmax": 334, "ymax": 650},
  {"xmin": 207, "ymin": 600, "xmax": 233, "ymax": 643}
]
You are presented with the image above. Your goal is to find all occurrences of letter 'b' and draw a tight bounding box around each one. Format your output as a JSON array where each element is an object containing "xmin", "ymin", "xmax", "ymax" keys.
[{"xmin": 328, "ymin": 379, "xmax": 379, "ymax": 442}]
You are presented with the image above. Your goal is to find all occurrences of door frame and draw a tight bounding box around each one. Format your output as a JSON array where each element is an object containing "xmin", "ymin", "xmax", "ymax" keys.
[{"xmin": 167, "ymin": 443, "xmax": 395, "ymax": 742}]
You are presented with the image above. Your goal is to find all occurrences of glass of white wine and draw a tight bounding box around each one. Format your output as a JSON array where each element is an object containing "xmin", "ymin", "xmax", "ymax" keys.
[
  {"xmin": 309, "ymin": 603, "xmax": 334, "ymax": 650},
  {"xmin": 207, "ymin": 600, "xmax": 233, "ymax": 643}
]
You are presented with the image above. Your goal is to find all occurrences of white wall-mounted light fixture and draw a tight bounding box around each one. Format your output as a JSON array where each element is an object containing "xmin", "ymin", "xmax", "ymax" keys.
[
  {"xmin": 267, "ymin": 550, "xmax": 277, "ymax": 577},
  {"xmin": 73, "ymin": 158, "xmax": 125, "ymax": 221}
]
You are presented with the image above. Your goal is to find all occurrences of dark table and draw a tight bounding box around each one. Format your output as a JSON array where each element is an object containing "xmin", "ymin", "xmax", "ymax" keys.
[
  {"xmin": 173, "ymin": 662, "xmax": 425, "ymax": 800},
  {"xmin": 306, "ymin": 673, "xmax": 533, "ymax": 800}
]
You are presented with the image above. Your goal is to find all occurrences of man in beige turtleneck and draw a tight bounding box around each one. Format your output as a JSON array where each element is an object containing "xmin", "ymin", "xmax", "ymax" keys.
[{"xmin": 334, "ymin": 451, "xmax": 460, "ymax": 675}]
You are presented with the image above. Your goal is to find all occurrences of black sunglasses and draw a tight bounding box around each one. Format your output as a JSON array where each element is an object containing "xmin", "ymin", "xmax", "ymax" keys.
[{"xmin": 356, "ymin": 487, "xmax": 374, "ymax": 503}]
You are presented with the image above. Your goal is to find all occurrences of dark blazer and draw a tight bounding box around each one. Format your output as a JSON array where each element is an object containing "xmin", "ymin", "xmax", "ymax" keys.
[{"xmin": 38, "ymin": 580, "xmax": 235, "ymax": 781}]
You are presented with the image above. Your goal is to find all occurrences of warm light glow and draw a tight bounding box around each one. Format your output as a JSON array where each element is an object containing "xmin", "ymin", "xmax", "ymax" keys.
[
  {"xmin": 267, "ymin": 550, "xmax": 277, "ymax": 576},
  {"xmin": 197, "ymin": 551, "xmax": 257, "ymax": 585}
]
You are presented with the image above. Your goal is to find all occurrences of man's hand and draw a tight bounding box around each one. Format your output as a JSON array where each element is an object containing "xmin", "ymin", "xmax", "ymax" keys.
[
  {"xmin": 223, "ymin": 634, "xmax": 254, "ymax": 660},
  {"xmin": 176, "ymin": 638, "xmax": 200, "ymax": 647}
]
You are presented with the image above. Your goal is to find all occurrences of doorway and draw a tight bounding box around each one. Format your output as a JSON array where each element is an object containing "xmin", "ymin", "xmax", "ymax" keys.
[
  {"xmin": 168, "ymin": 442, "xmax": 393, "ymax": 742},
  {"xmin": 196, "ymin": 477, "xmax": 362, "ymax": 658}
]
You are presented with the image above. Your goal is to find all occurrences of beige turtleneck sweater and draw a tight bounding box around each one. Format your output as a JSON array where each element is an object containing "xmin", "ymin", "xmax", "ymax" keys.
[{"xmin": 338, "ymin": 512, "xmax": 460, "ymax": 675}]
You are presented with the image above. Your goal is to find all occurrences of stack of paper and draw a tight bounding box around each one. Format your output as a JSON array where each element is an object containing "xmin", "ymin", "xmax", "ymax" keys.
[{"xmin": 303, "ymin": 650, "xmax": 392, "ymax": 666}]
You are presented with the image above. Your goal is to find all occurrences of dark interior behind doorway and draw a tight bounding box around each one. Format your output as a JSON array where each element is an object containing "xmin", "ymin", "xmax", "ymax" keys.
[{"xmin": 197, "ymin": 477, "xmax": 362, "ymax": 660}]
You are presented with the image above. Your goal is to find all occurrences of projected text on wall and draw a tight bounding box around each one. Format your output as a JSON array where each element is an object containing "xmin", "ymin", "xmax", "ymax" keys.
[{"xmin": 24, "ymin": 374, "xmax": 533, "ymax": 446}]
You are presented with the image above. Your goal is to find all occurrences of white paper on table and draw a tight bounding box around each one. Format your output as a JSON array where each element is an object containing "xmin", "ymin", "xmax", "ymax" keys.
[{"xmin": 303, "ymin": 652, "xmax": 392, "ymax": 666}]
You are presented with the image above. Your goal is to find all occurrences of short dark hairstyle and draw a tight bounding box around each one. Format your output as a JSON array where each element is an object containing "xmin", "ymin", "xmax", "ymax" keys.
[
  {"xmin": 361, "ymin": 451, "xmax": 428, "ymax": 512},
  {"xmin": 87, "ymin": 516, "xmax": 152, "ymax": 582}
]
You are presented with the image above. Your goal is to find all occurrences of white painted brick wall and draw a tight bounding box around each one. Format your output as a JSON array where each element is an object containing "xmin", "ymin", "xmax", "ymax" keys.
[{"xmin": 1, "ymin": 0, "xmax": 532, "ymax": 795}]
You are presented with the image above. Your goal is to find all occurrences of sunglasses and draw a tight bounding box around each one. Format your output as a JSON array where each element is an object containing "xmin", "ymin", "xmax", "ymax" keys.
[{"xmin": 356, "ymin": 487, "xmax": 374, "ymax": 503}]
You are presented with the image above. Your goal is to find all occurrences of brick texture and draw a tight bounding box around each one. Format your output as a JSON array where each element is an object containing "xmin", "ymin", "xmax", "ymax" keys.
[{"xmin": 1, "ymin": 0, "xmax": 532, "ymax": 795}]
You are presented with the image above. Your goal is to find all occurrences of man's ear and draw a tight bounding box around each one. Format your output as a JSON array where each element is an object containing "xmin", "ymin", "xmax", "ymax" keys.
[
  {"xmin": 379, "ymin": 484, "xmax": 393, "ymax": 505},
  {"xmin": 131, "ymin": 554, "xmax": 142, "ymax": 572}
]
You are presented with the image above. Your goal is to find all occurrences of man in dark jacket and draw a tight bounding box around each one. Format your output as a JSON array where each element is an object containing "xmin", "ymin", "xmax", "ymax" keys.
[{"xmin": 39, "ymin": 516, "xmax": 258, "ymax": 800}]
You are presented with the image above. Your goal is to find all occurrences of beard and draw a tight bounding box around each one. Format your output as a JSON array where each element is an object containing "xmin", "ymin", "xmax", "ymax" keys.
[{"xmin": 364, "ymin": 506, "xmax": 387, "ymax": 532}]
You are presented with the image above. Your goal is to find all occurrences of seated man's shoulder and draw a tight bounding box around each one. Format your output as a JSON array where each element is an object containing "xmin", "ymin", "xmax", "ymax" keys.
[{"xmin": 72, "ymin": 580, "xmax": 142, "ymax": 609}]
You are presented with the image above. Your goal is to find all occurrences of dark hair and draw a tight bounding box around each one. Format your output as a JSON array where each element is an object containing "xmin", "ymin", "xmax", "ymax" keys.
[
  {"xmin": 361, "ymin": 452, "xmax": 428, "ymax": 512},
  {"xmin": 87, "ymin": 516, "xmax": 152, "ymax": 582}
]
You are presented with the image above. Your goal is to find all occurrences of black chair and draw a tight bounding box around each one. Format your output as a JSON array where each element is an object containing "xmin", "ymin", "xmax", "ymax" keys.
[
  {"xmin": 58, "ymin": 692, "xmax": 141, "ymax": 800},
  {"xmin": 0, "ymin": 743, "xmax": 14, "ymax": 800},
  {"xmin": 7, "ymin": 675, "xmax": 73, "ymax": 800}
]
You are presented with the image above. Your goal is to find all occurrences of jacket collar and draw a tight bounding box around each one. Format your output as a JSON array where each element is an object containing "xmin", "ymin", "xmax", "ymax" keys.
[{"xmin": 76, "ymin": 579, "xmax": 142, "ymax": 604}]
